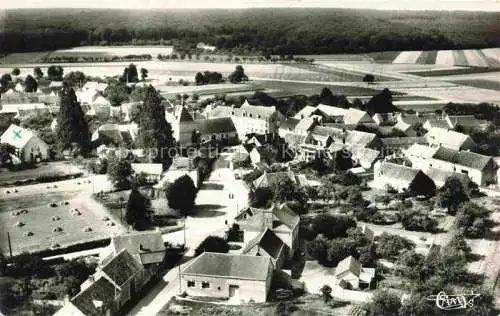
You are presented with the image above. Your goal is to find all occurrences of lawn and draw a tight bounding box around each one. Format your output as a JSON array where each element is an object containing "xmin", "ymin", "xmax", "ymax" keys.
[
  {"xmin": 251, "ymin": 80, "xmax": 381, "ymax": 97},
  {"xmin": 367, "ymin": 51, "xmax": 401, "ymax": 64},
  {"xmin": 0, "ymin": 189, "xmax": 123, "ymax": 256},
  {"xmin": 0, "ymin": 162, "xmax": 83, "ymax": 186}
]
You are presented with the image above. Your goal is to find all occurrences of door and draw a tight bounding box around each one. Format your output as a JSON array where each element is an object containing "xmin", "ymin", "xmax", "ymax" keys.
[{"xmin": 229, "ymin": 285, "xmax": 239, "ymax": 297}]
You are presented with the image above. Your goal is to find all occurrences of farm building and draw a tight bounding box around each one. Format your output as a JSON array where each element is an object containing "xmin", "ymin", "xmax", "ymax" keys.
[
  {"xmin": 195, "ymin": 117, "xmax": 238, "ymax": 145},
  {"xmin": 181, "ymin": 252, "xmax": 273, "ymax": 303},
  {"xmin": 91, "ymin": 123, "xmax": 138, "ymax": 147},
  {"xmin": 0, "ymin": 124, "xmax": 49, "ymax": 163},
  {"xmin": 425, "ymin": 127, "xmax": 476, "ymax": 151},
  {"xmin": 343, "ymin": 108, "xmax": 374, "ymax": 125},
  {"xmin": 379, "ymin": 137, "xmax": 428, "ymax": 156},
  {"xmin": 131, "ymin": 163, "xmax": 163, "ymax": 182},
  {"xmin": 241, "ymin": 228, "xmax": 288, "ymax": 269},
  {"xmin": 372, "ymin": 161, "xmax": 435, "ymax": 194},
  {"xmin": 424, "ymin": 167, "xmax": 472, "ymax": 188},
  {"xmin": 335, "ymin": 256, "xmax": 375, "ymax": 290}
]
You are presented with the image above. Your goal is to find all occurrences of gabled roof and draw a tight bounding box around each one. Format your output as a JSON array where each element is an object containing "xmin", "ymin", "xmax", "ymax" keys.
[
  {"xmin": 176, "ymin": 106, "xmax": 194, "ymax": 122},
  {"xmin": 71, "ymin": 276, "xmax": 117, "ymax": 316},
  {"xmin": 0, "ymin": 124, "xmax": 39, "ymax": 149},
  {"xmin": 100, "ymin": 249, "xmax": 143, "ymax": 287},
  {"xmin": 405, "ymin": 144, "xmax": 439, "ymax": 159},
  {"xmin": 293, "ymin": 105, "xmax": 317, "ymax": 119},
  {"xmin": 182, "ymin": 252, "xmax": 272, "ymax": 281},
  {"xmin": 242, "ymin": 229, "xmax": 287, "ymax": 259},
  {"xmin": 425, "ymin": 127, "xmax": 475, "ymax": 150},
  {"xmin": 377, "ymin": 162, "xmax": 422, "ymax": 182},
  {"xmin": 424, "ymin": 167, "xmax": 471, "ymax": 186},
  {"xmin": 335, "ymin": 256, "xmax": 361, "ymax": 277},
  {"xmin": 432, "ymin": 147, "xmax": 495, "ymax": 170},
  {"xmin": 240, "ymin": 203, "xmax": 299, "ymax": 232},
  {"xmin": 381, "ymin": 137, "xmax": 428, "ymax": 147},
  {"xmin": 253, "ymin": 171, "xmax": 297, "ymax": 189},
  {"xmin": 315, "ymin": 104, "xmax": 348, "ymax": 117},
  {"xmin": 343, "ymin": 108, "xmax": 374, "ymax": 125},
  {"xmin": 446, "ymin": 115, "xmax": 490, "ymax": 129},
  {"xmin": 295, "ymin": 116, "xmax": 317, "ymax": 132},
  {"xmin": 283, "ymin": 132, "xmax": 307, "ymax": 148},
  {"xmin": 310, "ymin": 125, "xmax": 338, "ymax": 138},
  {"xmin": 110, "ymin": 231, "xmax": 165, "ymax": 265},
  {"xmin": 240, "ymin": 100, "xmax": 277, "ymax": 118},
  {"xmin": 345, "ymin": 130, "xmax": 378, "ymax": 150},
  {"xmin": 424, "ymin": 118, "xmax": 451, "ymax": 130},
  {"xmin": 195, "ymin": 118, "xmax": 236, "ymax": 135},
  {"xmin": 354, "ymin": 147, "xmax": 380, "ymax": 167}
]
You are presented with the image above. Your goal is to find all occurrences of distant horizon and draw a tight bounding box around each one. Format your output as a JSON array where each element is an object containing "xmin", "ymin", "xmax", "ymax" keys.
[{"xmin": 1, "ymin": 0, "xmax": 500, "ymax": 12}]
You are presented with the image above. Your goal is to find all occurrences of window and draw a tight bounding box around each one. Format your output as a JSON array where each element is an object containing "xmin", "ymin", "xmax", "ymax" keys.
[
  {"xmin": 202, "ymin": 282, "xmax": 210, "ymax": 289},
  {"xmin": 187, "ymin": 281, "xmax": 195, "ymax": 287}
]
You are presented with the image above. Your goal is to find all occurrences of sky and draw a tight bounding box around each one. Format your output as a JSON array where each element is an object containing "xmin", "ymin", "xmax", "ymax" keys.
[{"xmin": 2, "ymin": 0, "xmax": 500, "ymax": 11}]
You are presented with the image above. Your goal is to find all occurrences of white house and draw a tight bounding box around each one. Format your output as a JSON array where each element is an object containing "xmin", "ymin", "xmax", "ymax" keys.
[
  {"xmin": 425, "ymin": 127, "xmax": 476, "ymax": 151},
  {"xmin": 372, "ymin": 161, "xmax": 435, "ymax": 193},
  {"xmin": 0, "ymin": 124, "xmax": 49, "ymax": 163},
  {"xmin": 335, "ymin": 256, "xmax": 375, "ymax": 290}
]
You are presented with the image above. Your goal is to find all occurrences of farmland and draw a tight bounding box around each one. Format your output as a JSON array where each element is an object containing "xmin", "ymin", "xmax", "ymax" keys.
[
  {"xmin": 50, "ymin": 45, "xmax": 174, "ymax": 58},
  {"xmin": 0, "ymin": 174, "xmax": 122, "ymax": 256}
]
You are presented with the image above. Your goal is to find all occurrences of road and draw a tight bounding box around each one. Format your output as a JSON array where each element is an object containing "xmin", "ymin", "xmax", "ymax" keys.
[{"xmin": 127, "ymin": 168, "xmax": 248, "ymax": 316}]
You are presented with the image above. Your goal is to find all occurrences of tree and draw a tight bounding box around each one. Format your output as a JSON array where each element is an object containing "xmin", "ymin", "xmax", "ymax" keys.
[
  {"xmin": 107, "ymin": 158, "xmax": 133, "ymax": 190},
  {"xmin": 228, "ymin": 65, "xmax": 248, "ymax": 83},
  {"xmin": 11, "ymin": 68, "xmax": 20, "ymax": 76},
  {"xmin": 63, "ymin": 71, "xmax": 86, "ymax": 88},
  {"xmin": 125, "ymin": 186, "xmax": 151, "ymax": 229},
  {"xmin": 400, "ymin": 209, "xmax": 438, "ymax": 232},
  {"xmin": 129, "ymin": 85, "xmax": 147, "ymax": 102},
  {"xmin": 311, "ymin": 214, "xmax": 356, "ymax": 239},
  {"xmin": 320, "ymin": 285, "xmax": 332, "ymax": 303},
  {"xmin": 23, "ymin": 75, "xmax": 38, "ymax": 92},
  {"xmin": 166, "ymin": 175, "xmax": 197, "ymax": 215},
  {"xmin": 140, "ymin": 68, "xmax": 148, "ymax": 81},
  {"xmin": 33, "ymin": 67, "xmax": 44, "ymax": 79},
  {"xmin": 136, "ymin": 85, "xmax": 175, "ymax": 166},
  {"xmin": 194, "ymin": 236, "xmax": 229, "ymax": 256},
  {"xmin": 447, "ymin": 232, "xmax": 471, "ymax": 255},
  {"xmin": 47, "ymin": 65, "xmax": 64, "ymax": 81},
  {"xmin": 0, "ymin": 253, "xmax": 6, "ymax": 276},
  {"xmin": 105, "ymin": 83, "xmax": 130, "ymax": 106},
  {"xmin": 120, "ymin": 63, "xmax": 139, "ymax": 83},
  {"xmin": 365, "ymin": 88, "xmax": 397, "ymax": 114},
  {"xmin": 455, "ymin": 202, "xmax": 490, "ymax": 238},
  {"xmin": 0, "ymin": 73, "xmax": 13, "ymax": 93},
  {"xmin": 398, "ymin": 294, "xmax": 439, "ymax": 316},
  {"xmin": 438, "ymin": 176, "xmax": 470, "ymax": 215},
  {"xmin": 369, "ymin": 289, "xmax": 401, "ymax": 316},
  {"xmin": 271, "ymin": 176, "xmax": 308, "ymax": 213},
  {"xmin": 0, "ymin": 143, "xmax": 16, "ymax": 166},
  {"xmin": 375, "ymin": 233, "xmax": 415, "ymax": 260},
  {"xmin": 56, "ymin": 86, "xmax": 91, "ymax": 155},
  {"xmin": 363, "ymin": 74, "xmax": 375, "ymax": 83}
]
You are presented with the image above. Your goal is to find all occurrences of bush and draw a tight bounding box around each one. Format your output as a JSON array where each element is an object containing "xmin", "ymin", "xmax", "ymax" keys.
[
  {"xmin": 194, "ymin": 236, "xmax": 229, "ymax": 256},
  {"xmin": 400, "ymin": 209, "xmax": 438, "ymax": 232},
  {"xmin": 375, "ymin": 233, "xmax": 415, "ymax": 260}
]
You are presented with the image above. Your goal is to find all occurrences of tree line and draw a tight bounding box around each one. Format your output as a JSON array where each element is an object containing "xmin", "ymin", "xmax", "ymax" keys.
[{"xmin": 1, "ymin": 9, "xmax": 499, "ymax": 54}]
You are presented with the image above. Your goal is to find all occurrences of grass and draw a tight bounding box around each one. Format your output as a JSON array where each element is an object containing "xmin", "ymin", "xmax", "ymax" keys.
[
  {"xmin": 0, "ymin": 51, "xmax": 52, "ymax": 64},
  {"xmin": 453, "ymin": 50, "xmax": 469, "ymax": 66},
  {"xmin": 0, "ymin": 162, "xmax": 83, "ymax": 186},
  {"xmin": 405, "ymin": 67, "xmax": 497, "ymax": 77},
  {"xmin": 367, "ymin": 51, "xmax": 400, "ymax": 63},
  {"xmin": 450, "ymin": 79, "xmax": 500, "ymax": 92},
  {"xmin": 0, "ymin": 190, "xmax": 121, "ymax": 255},
  {"xmin": 415, "ymin": 51, "xmax": 438, "ymax": 65},
  {"xmin": 251, "ymin": 80, "xmax": 381, "ymax": 97}
]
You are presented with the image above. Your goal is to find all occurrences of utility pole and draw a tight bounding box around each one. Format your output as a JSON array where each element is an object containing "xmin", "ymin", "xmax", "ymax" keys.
[{"xmin": 7, "ymin": 232, "xmax": 12, "ymax": 258}]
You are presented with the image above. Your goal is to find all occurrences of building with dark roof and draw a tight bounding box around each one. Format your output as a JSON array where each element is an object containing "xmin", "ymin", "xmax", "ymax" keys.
[
  {"xmin": 181, "ymin": 252, "xmax": 273, "ymax": 302},
  {"xmin": 241, "ymin": 229, "xmax": 288, "ymax": 269},
  {"xmin": 195, "ymin": 117, "xmax": 238, "ymax": 145},
  {"xmin": 373, "ymin": 161, "xmax": 435, "ymax": 194}
]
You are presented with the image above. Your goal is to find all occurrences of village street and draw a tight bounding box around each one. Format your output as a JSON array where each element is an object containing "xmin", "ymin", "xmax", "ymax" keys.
[{"xmin": 127, "ymin": 167, "xmax": 249, "ymax": 315}]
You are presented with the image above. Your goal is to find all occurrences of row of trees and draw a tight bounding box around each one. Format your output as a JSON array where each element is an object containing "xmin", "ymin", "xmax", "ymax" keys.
[{"xmin": 3, "ymin": 9, "xmax": 499, "ymax": 54}]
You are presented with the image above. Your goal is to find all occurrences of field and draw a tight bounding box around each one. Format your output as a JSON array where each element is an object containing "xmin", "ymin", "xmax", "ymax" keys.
[
  {"xmin": 0, "ymin": 52, "xmax": 52, "ymax": 64},
  {"xmin": 406, "ymin": 67, "xmax": 499, "ymax": 77},
  {"xmin": 450, "ymin": 79, "xmax": 500, "ymax": 92},
  {"xmin": 0, "ymin": 174, "xmax": 122, "ymax": 256},
  {"xmin": 251, "ymin": 80, "xmax": 383, "ymax": 97},
  {"xmin": 49, "ymin": 46, "xmax": 174, "ymax": 58},
  {"xmin": 390, "ymin": 48, "xmax": 500, "ymax": 67},
  {"xmin": 0, "ymin": 162, "xmax": 82, "ymax": 185}
]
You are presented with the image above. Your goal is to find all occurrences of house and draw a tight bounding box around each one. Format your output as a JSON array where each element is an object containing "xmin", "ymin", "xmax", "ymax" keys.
[
  {"xmin": 131, "ymin": 163, "xmax": 163, "ymax": 182},
  {"xmin": 372, "ymin": 161, "xmax": 435, "ymax": 194},
  {"xmin": 424, "ymin": 167, "xmax": 472, "ymax": 188},
  {"xmin": 405, "ymin": 144, "xmax": 497, "ymax": 186},
  {"xmin": 294, "ymin": 116, "xmax": 320, "ymax": 136},
  {"xmin": 253, "ymin": 171, "xmax": 297, "ymax": 189},
  {"xmin": 101, "ymin": 230, "xmax": 166, "ymax": 266},
  {"xmin": 425, "ymin": 127, "xmax": 476, "ymax": 151},
  {"xmin": 242, "ymin": 229, "xmax": 288, "ymax": 269},
  {"xmin": 236, "ymin": 203, "xmax": 300, "ymax": 258},
  {"xmin": 278, "ymin": 118, "xmax": 300, "ymax": 137},
  {"xmin": 293, "ymin": 105, "xmax": 317, "ymax": 119},
  {"xmin": 423, "ymin": 118, "xmax": 451, "ymax": 131},
  {"xmin": 394, "ymin": 113, "xmax": 426, "ymax": 136},
  {"xmin": 194, "ymin": 118, "xmax": 238, "ymax": 145},
  {"xmin": 0, "ymin": 124, "xmax": 49, "ymax": 162},
  {"xmin": 68, "ymin": 247, "xmax": 159, "ymax": 316},
  {"xmin": 208, "ymin": 101, "xmax": 284, "ymax": 139},
  {"xmin": 353, "ymin": 147, "xmax": 380, "ymax": 169},
  {"xmin": 372, "ymin": 112, "xmax": 397, "ymax": 125},
  {"xmin": 335, "ymin": 256, "xmax": 375, "ymax": 290},
  {"xmin": 181, "ymin": 252, "xmax": 273, "ymax": 303},
  {"xmin": 380, "ymin": 137, "xmax": 428, "ymax": 156},
  {"xmin": 165, "ymin": 104, "xmax": 197, "ymax": 145},
  {"xmin": 249, "ymin": 146, "xmax": 266, "ymax": 166},
  {"xmin": 445, "ymin": 115, "xmax": 491, "ymax": 131},
  {"xmin": 91, "ymin": 123, "xmax": 138, "ymax": 147},
  {"xmin": 343, "ymin": 108, "xmax": 374, "ymax": 125}
]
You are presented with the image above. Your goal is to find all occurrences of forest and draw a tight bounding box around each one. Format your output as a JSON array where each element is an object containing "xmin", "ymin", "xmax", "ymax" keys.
[{"xmin": 1, "ymin": 8, "xmax": 499, "ymax": 54}]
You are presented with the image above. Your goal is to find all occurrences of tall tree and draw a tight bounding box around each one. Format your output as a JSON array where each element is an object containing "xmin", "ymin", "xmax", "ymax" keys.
[
  {"xmin": 0, "ymin": 74, "xmax": 13, "ymax": 93},
  {"xmin": 105, "ymin": 83, "xmax": 130, "ymax": 106},
  {"xmin": 125, "ymin": 186, "xmax": 151, "ymax": 229},
  {"xmin": 140, "ymin": 68, "xmax": 148, "ymax": 81},
  {"xmin": 11, "ymin": 68, "xmax": 20, "ymax": 76},
  {"xmin": 166, "ymin": 175, "xmax": 197, "ymax": 215},
  {"xmin": 47, "ymin": 65, "xmax": 64, "ymax": 81},
  {"xmin": 63, "ymin": 71, "xmax": 86, "ymax": 88},
  {"xmin": 24, "ymin": 75, "xmax": 38, "ymax": 93},
  {"xmin": 136, "ymin": 85, "xmax": 175, "ymax": 165},
  {"xmin": 120, "ymin": 64, "xmax": 139, "ymax": 83},
  {"xmin": 56, "ymin": 86, "xmax": 91, "ymax": 155},
  {"xmin": 438, "ymin": 176, "xmax": 470, "ymax": 215},
  {"xmin": 107, "ymin": 158, "xmax": 133, "ymax": 190},
  {"xmin": 228, "ymin": 65, "xmax": 248, "ymax": 83},
  {"xmin": 33, "ymin": 67, "xmax": 44, "ymax": 79}
]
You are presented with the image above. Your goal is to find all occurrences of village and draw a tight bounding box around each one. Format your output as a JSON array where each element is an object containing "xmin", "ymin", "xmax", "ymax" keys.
[{"xmin": 0, "ymin": 55, "xmax": 499, "ymax": 316}]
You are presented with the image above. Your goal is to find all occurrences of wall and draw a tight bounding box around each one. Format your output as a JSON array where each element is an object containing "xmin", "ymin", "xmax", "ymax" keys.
[
  {"xmin": 22, "ymin": 136, "xmax": 49, "ymax": 162},
  {"xmin": 181, "ymin": 274, "xmax": 269, "ymax": 302}
]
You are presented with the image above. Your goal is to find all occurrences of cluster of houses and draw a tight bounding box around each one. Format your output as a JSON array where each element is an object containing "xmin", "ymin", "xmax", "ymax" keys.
[{"xmin": 55, "ymin": 230, "xmax": 167, "ymax": 316}]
